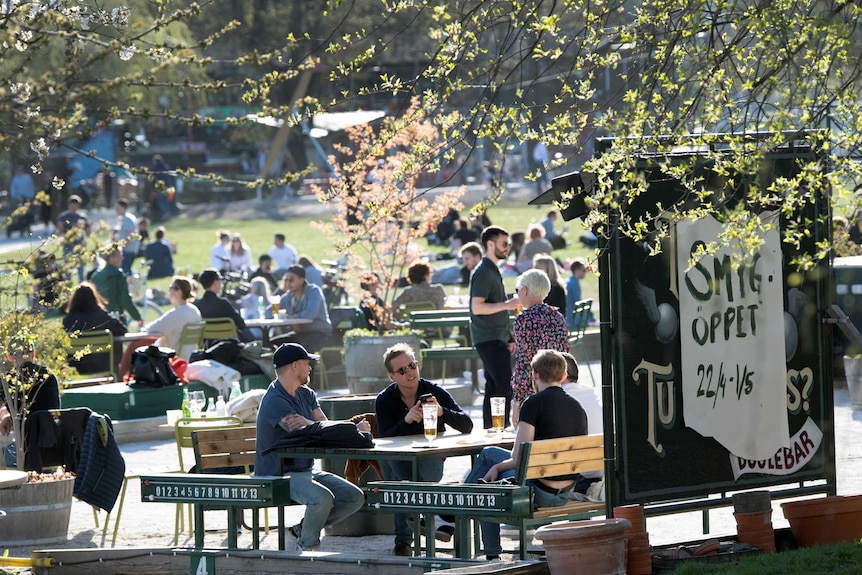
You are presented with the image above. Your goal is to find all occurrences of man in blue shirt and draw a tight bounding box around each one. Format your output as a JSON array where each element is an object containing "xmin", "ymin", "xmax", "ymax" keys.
[
  {"xmin": 255, "ymin": 343, "xmax": 368, "ymax": 551},
  {"xmin": 275, "ymin": 266, "xmax": 333, "ymax": 352},
  {"xmin": 565, "ymin": 260, "xmax": 597, "ymax": 328}
]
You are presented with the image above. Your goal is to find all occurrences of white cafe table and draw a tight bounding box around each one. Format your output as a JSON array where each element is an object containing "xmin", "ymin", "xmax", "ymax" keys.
[
  {"xmin": 245, "ymin": 317, "xmax": 312, "ymax": 346},
  {"xmin": 114, "ymin": 331, "xmax": 158, "ymax": 345}
]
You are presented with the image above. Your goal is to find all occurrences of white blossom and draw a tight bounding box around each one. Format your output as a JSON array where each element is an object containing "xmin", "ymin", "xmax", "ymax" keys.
[
  {"xmin": 2, "ymin": 0, "xmax": 19, "ymax": 17},
  {"xmin": 30, "ymin": 138, "xmax": 49, "ymax": 160},
  {"xmin": 10, "ymin": 82, "xmax": 31, "ymax": 103},
  {"xmin": 148, "ymin": 47, "xmax": 169, "ymax": 63},
  {"xmin": 118, "ymin": 45, "xmax": 135, "ymax": 61},
  {"xmin": 110, "ymin": 7, "xmax": 129, "ymax": 28}
]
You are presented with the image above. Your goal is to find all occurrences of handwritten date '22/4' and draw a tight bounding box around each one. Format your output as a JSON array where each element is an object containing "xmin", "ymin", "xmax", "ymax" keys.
[{"xmin": 697, "ymin": 363, "xmax": 754, "ymax": 408}]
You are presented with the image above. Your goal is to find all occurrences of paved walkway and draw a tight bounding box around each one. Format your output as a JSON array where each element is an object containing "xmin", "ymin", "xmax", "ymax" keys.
[{"xmin": 4, "ymin": 367, "xmax": 860, "ymax": 560}]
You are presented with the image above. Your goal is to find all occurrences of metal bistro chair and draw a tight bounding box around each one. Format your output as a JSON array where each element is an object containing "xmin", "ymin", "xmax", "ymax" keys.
[
  {"xmin": 68, "ymin": 329, "xmax": 117, "ymax": 383},
  {"xmin": 101, "ymin": 416, "xmax": 243, "ymax": 546},
  {"xmin": 173, "ymin": 416, "xmax": 245, "ymax": 543},
  {"xmin": 202, "ymin": 317, "xmax": 239, "ymax": 347},
  {"xmin": 568, "ymin": 298, "xmax": 595, "ymax": 384},
  {"xmin": 177, "ymin": 321, "xmax": 207, "ymax": 359}
]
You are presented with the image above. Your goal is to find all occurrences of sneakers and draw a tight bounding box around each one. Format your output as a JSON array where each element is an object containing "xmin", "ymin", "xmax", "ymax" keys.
[
  {"xmin": 406, "ymin": 517, "xmax": 455, "ymax": 542},
  {"xmin": 288, "ymin": 522, "xmax": 302, "ymax": 539},
  {"xmin": 393, "ymin": 540, "xmax": 413, "ymax": 556},
  {"xmin": 435, "ymin": 524, "xmax": 455, "ymax": 543}
]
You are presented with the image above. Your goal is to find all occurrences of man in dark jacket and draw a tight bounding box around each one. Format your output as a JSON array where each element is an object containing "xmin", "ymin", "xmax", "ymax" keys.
[
  {"xmin": 375, "ymin": 342, "xmax": 473, "ymax": 556},
  {"xmin": 195, "ymin": 268, "xmax": 253, "ymax": 342},
  {"xmin": 0, "ymin": 337, "xmax": 61, "ymax": 467}
]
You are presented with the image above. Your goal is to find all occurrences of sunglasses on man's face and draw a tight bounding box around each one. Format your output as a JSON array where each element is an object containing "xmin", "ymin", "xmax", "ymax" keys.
[{"xmin": 393, "ymin": 361, "xmax": 418, "ymax": 376}]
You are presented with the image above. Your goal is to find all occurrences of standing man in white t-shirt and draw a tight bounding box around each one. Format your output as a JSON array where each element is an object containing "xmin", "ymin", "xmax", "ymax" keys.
[{"xmin": 269, "ymin": 233, "xmax": 297, "ymax": 278}]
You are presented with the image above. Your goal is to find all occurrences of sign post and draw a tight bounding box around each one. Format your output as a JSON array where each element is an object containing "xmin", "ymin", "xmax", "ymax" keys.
[{"xmin": 586, "ymin": 135, "xmax": 835, "ymax": 511}]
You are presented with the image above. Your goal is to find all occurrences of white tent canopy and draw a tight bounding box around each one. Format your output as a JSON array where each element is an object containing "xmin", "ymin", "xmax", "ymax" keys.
[{"xmin": 244, "ymin": 110, "xmax": 386, "ymax": 136}]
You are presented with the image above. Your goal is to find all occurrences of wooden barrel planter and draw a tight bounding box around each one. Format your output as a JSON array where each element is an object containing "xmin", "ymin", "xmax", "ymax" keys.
[
  {"xmin": 0, "ymin": 473, "xmax": 74, "ymax": 545},
  {"xmin": 344, "ymin": 333, "xmax": 421, "ymax": 395}
]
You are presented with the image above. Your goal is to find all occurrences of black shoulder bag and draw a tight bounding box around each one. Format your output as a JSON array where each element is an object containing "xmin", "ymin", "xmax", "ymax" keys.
[{"xmin": 129, "ymin": 345, "xmax": 180, "ymax": 388}]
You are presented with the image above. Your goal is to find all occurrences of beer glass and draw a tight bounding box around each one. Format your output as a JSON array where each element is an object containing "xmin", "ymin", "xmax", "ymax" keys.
[
  {"xmin": 422, "ymin": 404, "xmax": 438, "ymax": 444},
  {"xmin": 490, "ymin": 397, "xmax": 506, "ymax": 433}
]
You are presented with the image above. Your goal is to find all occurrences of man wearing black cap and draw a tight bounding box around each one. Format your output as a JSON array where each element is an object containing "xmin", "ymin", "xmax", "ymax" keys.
[
  {"xmin": 274, "ymin": 265, "xmax": 332, "ymax": 352},
  {"xmin": 255, "ymin": 343, "xmax": 369, "ymax": 551}
]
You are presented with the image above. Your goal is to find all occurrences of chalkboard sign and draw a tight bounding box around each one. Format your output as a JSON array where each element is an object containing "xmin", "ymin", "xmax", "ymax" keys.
[{"xmin": 594, "ymin": 136, "xmax": 834, "ymax": 504}]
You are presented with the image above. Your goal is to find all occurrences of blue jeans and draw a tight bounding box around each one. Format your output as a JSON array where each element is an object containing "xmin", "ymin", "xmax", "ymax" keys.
[
  {"xmin": 2, "ymin": 441, "xmax": 16, "ymax": 468},
  {"xmin": 465, "ymin": 446, "xmax": 578, "ymax": 557},
  {"xmin": 286, "ymin": 470, "xmax": 365, "ymax": 549},
  {"xmin": 380, "ymin": 458, "xmax": 444, "ymax": 543}
]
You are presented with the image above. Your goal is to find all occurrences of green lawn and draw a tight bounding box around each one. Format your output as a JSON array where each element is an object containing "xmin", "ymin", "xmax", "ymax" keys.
[
  {"xmin": 132, "ymin": 200, "xmax": 600, "ymax": 310},
  {"xmin": 673, "ymin": 540, "xmax": 862, "ymax": 575}
]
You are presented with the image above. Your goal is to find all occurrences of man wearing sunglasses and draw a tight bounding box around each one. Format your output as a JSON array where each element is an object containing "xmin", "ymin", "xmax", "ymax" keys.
[
  {"xmin": 470, "ymin": 226, "xmax": 522, "ymax": 429},
  {"xmin": 375, "ymin": 343, "xmax": 474, "ymax": 556}
]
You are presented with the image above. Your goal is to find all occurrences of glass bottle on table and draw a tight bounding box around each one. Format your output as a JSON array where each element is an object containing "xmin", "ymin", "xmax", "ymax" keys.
[{"xmin": 181, "ymin": 387, "xmax": 191, "ymax": 418}]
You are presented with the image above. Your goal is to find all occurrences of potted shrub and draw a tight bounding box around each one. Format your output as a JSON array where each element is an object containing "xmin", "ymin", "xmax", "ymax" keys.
[
  {"xmin": 342, "ymin": 328, "xmax": 422, "ymax": 394},
  {"xmin": 311, "ymin": 96, "xmax": 467, "ymax": 332},
  {"xmin": 0, "ymin": 251, "xmax": 80, "ymax": 545}
]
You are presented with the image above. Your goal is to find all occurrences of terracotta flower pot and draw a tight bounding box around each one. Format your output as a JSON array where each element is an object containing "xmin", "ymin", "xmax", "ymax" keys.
[
  {"xmin": 738, "ymin": 528, "xmax": 775, "ymax": 553},
  {"xmin": 781, "ymin": 495, "xmax": 862, "ymax": 547},
  {"xmin": 614, "ymin": 504, "xmax": 646, "ymax": 532},
  {"xmin": 734, "ymin": 510, "xmax": 772, "ymax": 531},
  {"xmin": 535, "ymin": 518, "xmax": 630, "ymax": 575}
]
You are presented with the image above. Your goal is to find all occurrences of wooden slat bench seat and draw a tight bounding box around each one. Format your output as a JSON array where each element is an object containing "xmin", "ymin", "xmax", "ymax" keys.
[
  {"xmin": 366, "ymin": 434, "xmax": 606, "ymax": 559},
  {"xmin": 477, "ymin": 434, "xmax": 606, "ymax": 558},
  {"xmin": 141, "ymin": 426, "xmax": 295, "ymax": 550}
]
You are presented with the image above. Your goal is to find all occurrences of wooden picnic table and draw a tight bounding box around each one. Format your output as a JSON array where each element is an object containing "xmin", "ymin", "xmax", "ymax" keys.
[{"xmin": 276, "ymin": 429, "xmax": 515, "ymax": 557}]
